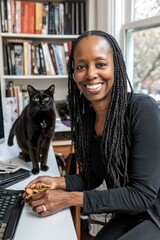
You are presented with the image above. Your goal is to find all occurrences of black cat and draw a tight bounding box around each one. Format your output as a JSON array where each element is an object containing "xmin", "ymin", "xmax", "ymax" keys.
[{"xmin": 8, "ymin": 85, "xmax": 56, "ymax": 174}]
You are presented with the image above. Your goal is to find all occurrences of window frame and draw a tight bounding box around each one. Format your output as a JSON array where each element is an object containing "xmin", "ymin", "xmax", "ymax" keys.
[{"xmin": 122, "ymin": 0, "xmax": 160, "ymax": 86}]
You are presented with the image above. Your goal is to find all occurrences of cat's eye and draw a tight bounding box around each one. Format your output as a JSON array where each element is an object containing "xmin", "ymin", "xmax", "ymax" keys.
[
  {"xmin": 34, "ymin": 97, "xmax": 39, "ymax": 102},
  {"xmin": 44, "ymin": 97, "xmax": 49, "ymax": 101}
]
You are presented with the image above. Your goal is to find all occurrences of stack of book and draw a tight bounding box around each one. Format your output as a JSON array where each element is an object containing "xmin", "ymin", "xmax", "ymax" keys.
[
  {"xmin": 3, "ymin": 39, "xmax": 72, "ymax": 76},
  {"xmin": 0, "ymin": 0, "xmax": 86, "ymax": 35}
]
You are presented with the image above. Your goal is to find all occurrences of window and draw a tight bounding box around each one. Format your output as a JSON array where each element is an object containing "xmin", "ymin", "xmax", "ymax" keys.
[
  {"xmin": 123, "ymin": 0, "xmax": 160, "ymax": 101},
  {"xmin": 133, "ymin": 0, "xmax": 160, "ymax": 20}
]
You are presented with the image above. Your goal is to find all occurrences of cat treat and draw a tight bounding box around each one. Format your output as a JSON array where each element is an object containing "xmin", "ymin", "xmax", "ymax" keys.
[{"xmin": 26, "ymin": 183, "xmax": 51, "ymax": 197}]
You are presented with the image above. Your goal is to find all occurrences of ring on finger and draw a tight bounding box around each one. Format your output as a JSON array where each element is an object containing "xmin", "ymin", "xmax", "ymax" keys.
[{"xmin": 42, "ymin": 204, "xmax": 47, "ymax": 212}]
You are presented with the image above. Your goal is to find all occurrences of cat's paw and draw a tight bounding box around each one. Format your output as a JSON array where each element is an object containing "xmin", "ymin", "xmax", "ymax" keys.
[
  {"xmin": 32, "ymin": 168, "xmax": 39, "ymax": 175},
  {"xmin": 41, "ymin": 165, "xmax": 49, "ymax": 172},
  {"xmin": 8, "ymin": 140, "xmax": 13, "ymax": 146}
]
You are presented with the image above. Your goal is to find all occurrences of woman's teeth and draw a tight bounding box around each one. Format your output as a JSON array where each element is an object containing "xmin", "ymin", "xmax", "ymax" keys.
[{"xmin": 86, "ymin": 84, "xmax": 102, "ymax": 89}]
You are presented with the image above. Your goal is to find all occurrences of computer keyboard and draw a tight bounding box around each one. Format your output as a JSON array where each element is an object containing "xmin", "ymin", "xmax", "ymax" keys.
[{"xmin": 0, "ymin": 188, "xmax": 24, "ymax": 240}]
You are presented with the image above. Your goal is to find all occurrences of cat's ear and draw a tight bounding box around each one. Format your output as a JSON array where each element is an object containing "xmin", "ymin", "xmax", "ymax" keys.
[
  {"xmin": 27, "ymin": 85, "xmax": 37, "ymax": 96},
  {"xmin": 46, "ymin": 85, "xmax": 55, "ymax": 96}
]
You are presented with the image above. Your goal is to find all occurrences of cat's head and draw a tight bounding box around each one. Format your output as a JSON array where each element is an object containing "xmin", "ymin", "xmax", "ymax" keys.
[{"xmin": 27, "ymin": 85, "xmax": 55, "ymax": 112}]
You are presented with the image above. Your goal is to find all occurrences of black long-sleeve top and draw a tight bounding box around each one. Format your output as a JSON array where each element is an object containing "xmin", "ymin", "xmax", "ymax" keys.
[{"xmin": 65, "ymin": 93, "xmax": 160, "ymax": 228}]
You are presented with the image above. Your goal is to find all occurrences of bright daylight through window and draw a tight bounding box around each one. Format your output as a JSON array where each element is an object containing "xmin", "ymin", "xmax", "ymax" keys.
[{"xmin": 125, "ymin": 0, "xmax": 160, "ymax": 102}]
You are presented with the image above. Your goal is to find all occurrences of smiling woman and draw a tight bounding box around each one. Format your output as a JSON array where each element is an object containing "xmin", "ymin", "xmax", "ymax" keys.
[
  {"xmin": 73, "ymin": 35, "xmax": 114, "ymax": 105},
  {"xmin": 23, "ymin": 30, "xmax": 160, "ymax": 240}
]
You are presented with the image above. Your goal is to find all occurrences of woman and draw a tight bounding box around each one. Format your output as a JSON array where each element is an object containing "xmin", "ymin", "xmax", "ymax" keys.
[{"xmin": 23, "ymin": 30, "xmax": 160, "ymax": 239}]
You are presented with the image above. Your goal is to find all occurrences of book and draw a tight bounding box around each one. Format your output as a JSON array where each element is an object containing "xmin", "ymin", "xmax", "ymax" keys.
[
  {"xmin": 6, "ymin": 44, "xmax": 12, "ymax": 75},
  {"xmin": 14, "ymin": 85, "xmax": 23, "ymax": 115},
  {"xmin": 75, "ymin": 2, "xmax": 79, "ymax": 35},
  {"xmin": 34, "ymin": 45, "xmax": 41, "ymax": 75},
  {"xmin": 14, "ymin": 43, "xmax": 24, "ymax": 75},
  {"xmin": 51, "ymin": 44, "xmax": 61, "ymax": 75},
  {"xmin": 63, "ymin": 42, "xmax": 69, "ymax": 66},
  {"xmin": 71, "ymin": 2, "xmax": 75, "ymax": 34},
  {"xmin": 64, "ymin": 1, "xmax": 72, "ymax": 34},
  {"xmin": 4, "ymin": 0, "xmax": 8, "ymax": 32},
  {"xmin": 79, "ymin": 1, "xmax": 86, "ymax": 33},
  {"xmin": 48, "ymin": 43, "xmax": 60, "ymax": 75},
  {"xmin": 41, "ymin": 42, "xmax": 56, "ymax": 75},
  {"xmin": 59, "ymin": 3, "xmax": 64, "ymax": 34},
  {"xmin": 67, "ymin": 41, "xmax": 72, "ymax": 55},
  {"xmin": 7, "ymin": 0, "xmax": 12, "ymax": 33},
  {"xmin": 29, "ymin": 2, "xmax": 35, "ymax": 34},
  {"xmin": 21, "ymin": 1, "xmax": 30, "ymax": 33},
  {"xmin": 21, "ymin": 2, "xmax": 35, "ymax": 34},
  {"xmin": 9, "ymin": 43, "xmax": 16, "ymax": 75},
  {"xmin": 42, "ymin": 3, "xmax": 49, "ymax": 35},
  {"xmin": 38, "ymin": 44, "xmax": 46, "ymax": 75},
  {"xmin": 48, "ymin": 2, "xmax": 56, "ymax": 34},
  {"xmin": 59, "ymin": 45, "xmax": 67, "ymax": 75},
  {"xmin": 54, "ymin": 45, "xmax": 64, "ymax": 75},
  {"xmin": 23, "ymin": 40, "xmax": 32, "ymax": 75},
  {"xmin": 6, "ymin": 39, "xmax": 25, "ymax": 75},
  {"xmin": 6, "ymin": 81, "xmax": 15, "ymax": 97},
  {"xmin": 15, "ymin": 0, "xmax": 21, "ymax": 33},
  {"xmin": 53, "ymin": 3, "xmax": 60, "ymax": 34},
  {"xmin": 35, "ymin": 3, "xmax": 43, "ymax": 34},
  {"xmin": 10, "ymin": 0, "xmax": 16, "ymax": 32},
  {"xmin": 0, "ymin": 0, "xmax": 5, "ymax": 32},
  {"xmin": 3, "ymin": 42, "xmax": 9, "ymax": 74}
]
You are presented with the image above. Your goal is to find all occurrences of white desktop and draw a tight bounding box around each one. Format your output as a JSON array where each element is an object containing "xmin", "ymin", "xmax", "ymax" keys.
[{"xmin": 0, "ymin": 85, "xmax": 77, "ymax": 239}]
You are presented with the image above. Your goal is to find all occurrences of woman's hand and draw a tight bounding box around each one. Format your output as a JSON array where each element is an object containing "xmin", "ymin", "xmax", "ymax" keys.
[
  {"xmin": 27, "ymin": 189, "xmax": 71, "ymax": 217},
  {"xmin": 25, "ymin": 188, "xmax": 83, "ymax": 217},
  {"xmin": 23, "ymin": 176, "xmax": 66, "ymax": 201}
]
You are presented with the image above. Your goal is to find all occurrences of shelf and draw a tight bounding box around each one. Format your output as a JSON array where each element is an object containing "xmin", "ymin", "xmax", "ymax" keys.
[
  {"xmin": 3, "ymin": 75, "xmax": 68, "ymax": 80},
  {"xmin": 1, "ymin": 33, "xmax": 78, "ymax": 40}
]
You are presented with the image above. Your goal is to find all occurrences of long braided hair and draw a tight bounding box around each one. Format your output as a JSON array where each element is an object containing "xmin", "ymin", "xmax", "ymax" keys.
[{"xmin": 67, "ymin": 30, "xmax": 133, "ymax": 188}]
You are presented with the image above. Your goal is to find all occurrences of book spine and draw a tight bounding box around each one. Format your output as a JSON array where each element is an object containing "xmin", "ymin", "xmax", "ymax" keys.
[
  {"xmin": 38, "ymin": 44, "xmax": 46, "ymax": 75},
  {"xmin": 35, "ymin": 3, "xmax": 43, "ymax": 34},
  {"xmin": 41, "ymin": 42, "xmax": 55, "ymax": 75},
  {"xmin": 14, "ymin": 43, "xmax": 24, "ymax": 75},
  {"xmin": 59, "ymin": 45, "xmax": 67, "ymax": 75},
  {"xmin": 59, "ymin": 3, "xmax": 64, "ymax": 35},
  {"xmin": 51, "ymin": 44, "xmax": 61, "ymax": 75},
  {"xmin": 29, "ymin": 2, "xmax": 35, "ymax": 34},
  {"xmin": 53, "ymin": 3, "xmax": 60, "ymax": 34},
  {"xmin": 3, "ymin": 42, "xmax": 9, "ymax": 74},
  {"xmin": 42, "ymin": 3, "xmax": 49, "ymax": 35},
  {"xmin": 11, "ymin": 0, "xmax": 16, "ymax": 32},
  {"xmin": 48, "ymin": 43, "xmax": 59, "ymax": 75},
  {"xmin": 63, "ymin": 42, "xmax": 69, "ymax": 65},
  {"xmin": 15, "ymin": 1, "xmax": 21, "ymax": 33},
  {"xmin": 54, "ymin": 45, "xmax": 65, "ymax": 75},
  {"xmin": 4, "ymin": 0, "xmax": 8, "ymax": 32},
  {"xmin": 23, "ymin": 41, "xmax": 29, "ymax": 75},
  {"xmin": 21, "ymin": 1, "xmax": 30, "ymax": 33},
  {"xmin": 0, "ymin": 0, "xmax": 5, "ymax": 32},
  {"xmin": 7, "ymin": 0, "xmax": 12, "ymax": 33},
  {"xmin": 6, "ymin": 44, "xmax": 12, "ymax": 75}
]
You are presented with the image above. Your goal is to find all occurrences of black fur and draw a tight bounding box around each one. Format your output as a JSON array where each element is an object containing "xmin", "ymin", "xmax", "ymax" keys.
[{"xmin": 8, "ymin": 85, "xmax": 56, "ymax": 174}]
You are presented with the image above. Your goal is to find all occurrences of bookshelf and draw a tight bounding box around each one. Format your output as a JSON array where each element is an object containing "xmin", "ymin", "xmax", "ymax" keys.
[
  {"xmin": 0, "ymin": 0, "xmax": 96, "ymax": 103},
  {"xmin": 0, "ymin": 1, "xmax": 97, "ymax": 239}
]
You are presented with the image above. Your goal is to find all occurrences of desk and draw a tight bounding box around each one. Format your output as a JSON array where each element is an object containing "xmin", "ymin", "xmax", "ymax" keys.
[
  {"xmin": 0, "ymin": 141, "xmax": 77, "ymax": 240},
  {"xmin": 53, "ymin": 122, "xmax": 81, "ymax": 240}
]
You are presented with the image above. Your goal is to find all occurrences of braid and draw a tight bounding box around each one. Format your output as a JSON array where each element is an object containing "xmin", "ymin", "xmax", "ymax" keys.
[{"xmin": 68, "ymin": 30, "xmax": 133, "ymax": 188}]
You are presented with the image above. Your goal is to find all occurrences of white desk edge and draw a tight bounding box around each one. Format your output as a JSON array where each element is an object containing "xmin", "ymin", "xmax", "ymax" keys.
[{"xmin": 0, "ymin": 141, "xmax": 77, "ymax": 240}]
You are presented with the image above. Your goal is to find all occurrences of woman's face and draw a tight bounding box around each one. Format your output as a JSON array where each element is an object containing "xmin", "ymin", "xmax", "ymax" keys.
[{"xmin": 73, "ymin": 35, "xmax": 114, "ymax": 104}]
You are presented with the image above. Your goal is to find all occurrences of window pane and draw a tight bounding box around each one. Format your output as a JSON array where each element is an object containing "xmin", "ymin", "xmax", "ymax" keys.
[
  {"xmin": 132, "ymin": 26, "xmax": 160, "ymax": 101},
  {"xmin": 133, "ymin": 0, "xmax": 160, "ymax": 20}
]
